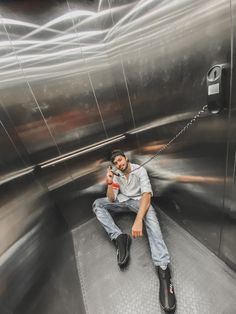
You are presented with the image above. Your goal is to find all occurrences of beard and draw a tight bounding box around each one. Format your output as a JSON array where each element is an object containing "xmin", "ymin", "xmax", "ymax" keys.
[{"xmin": 120, "ymin": 161, "xmax": 129, "ymax": 172}]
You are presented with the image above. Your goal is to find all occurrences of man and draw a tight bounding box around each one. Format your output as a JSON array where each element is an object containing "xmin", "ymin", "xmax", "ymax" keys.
[{"xmin": 93, "ymin": 149, "xmax": 176, "ymax": 312}]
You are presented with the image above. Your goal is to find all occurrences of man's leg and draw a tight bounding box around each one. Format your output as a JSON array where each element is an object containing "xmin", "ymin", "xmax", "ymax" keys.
[
  {"xmin": 125, "ymin": 200, "xmax": 170, "ymax": 265},
  {"xmin": 92, "ymin": 197, "xmax": 130, "ymax": 240},
  {"xmin": 143, "ymin": 205, "xmax": 170, "ymax": 267},
  {"xmin": 144, "ymin": 205, "xmax": 176, "ymax": 312},
  {"xmin": 127, "ymin": 200, "xmax": 176, "ymax": 312},
  {"xmin": 92, "ymin": 197, "xmax": 131, "ymax": 267}
]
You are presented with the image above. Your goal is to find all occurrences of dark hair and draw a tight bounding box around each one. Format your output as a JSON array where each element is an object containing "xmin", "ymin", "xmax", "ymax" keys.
[{"xmin": 110, "ymin": 149, "xmax": 126, "ymax": 163}]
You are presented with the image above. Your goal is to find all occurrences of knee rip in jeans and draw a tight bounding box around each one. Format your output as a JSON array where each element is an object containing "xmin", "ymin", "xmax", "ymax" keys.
[
  {"xmin": 93, "ymin": 200, "xmax": 105, "ymax": 214},
  {"xmin": 92, "ymin": 201, "xmax": 99, "ymax": 213}
]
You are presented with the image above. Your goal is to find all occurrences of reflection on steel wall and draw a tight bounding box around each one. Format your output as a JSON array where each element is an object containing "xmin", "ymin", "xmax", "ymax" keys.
[
  {"xmin": 0, "ymin": 0, "xmax": 232, "ymax": 170},
  {"xmin": 219, "ymin": 0, "xmax": 236, "ymax": 270},
  {"xmin": 0, "ymin": 0, "xmax": 136, "ymax": 168},
  {"xmin": 0, "ymin": 174, "xmax": 58, "ymax": 313},
  {"xmin": 0, "ymin": 0, "xmax": 236, "ymax": 311}
]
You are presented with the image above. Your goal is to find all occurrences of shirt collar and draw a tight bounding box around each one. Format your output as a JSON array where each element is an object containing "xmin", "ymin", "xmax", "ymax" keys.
[{"xmin": 117, "ymin": 162, "xmax": 134, "ymax": 177}]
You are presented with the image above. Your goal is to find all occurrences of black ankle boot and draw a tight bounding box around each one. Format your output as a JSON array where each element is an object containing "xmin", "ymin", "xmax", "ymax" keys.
[
  {"xmin": 157, "ymin": 266, "xmax": 176, "ymax": 312},
  {"xmin": 115, "ymin": 234, "xmax": 131, "ymax": 268}
]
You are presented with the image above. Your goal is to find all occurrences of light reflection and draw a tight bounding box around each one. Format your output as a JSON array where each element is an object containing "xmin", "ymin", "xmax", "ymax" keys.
[
  {"xmin": 20, "ymin": 10, "xmax": 95, "ymax": 40},
  {"xmin": 0, "ymin": 0, "xmax": 228, "ymax": 86}
]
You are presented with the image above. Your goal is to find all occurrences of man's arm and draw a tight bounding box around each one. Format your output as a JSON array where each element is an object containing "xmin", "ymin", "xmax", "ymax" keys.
[
  {"xmin": 132, "ymin": 192, "xmax": 151, "ymax": 238},
  {"xmin": 107, "ymin": 184, "xmax": 116, "ymax": 202},
  {"xmin": 106, "ymin": 167, "xmax": 116, "ymax": 202}
]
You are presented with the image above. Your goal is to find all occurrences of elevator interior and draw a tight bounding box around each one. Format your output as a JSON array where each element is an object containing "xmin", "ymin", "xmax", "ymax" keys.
[{"xmin": 0, "ymin": 0, "xmax": 236, "ymax": 313}]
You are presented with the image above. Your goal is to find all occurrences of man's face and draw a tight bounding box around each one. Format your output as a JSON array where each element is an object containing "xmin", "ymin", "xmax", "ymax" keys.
[{"xmin": 113, "ymin": 155, "xmax": 128, "ymax": 172}]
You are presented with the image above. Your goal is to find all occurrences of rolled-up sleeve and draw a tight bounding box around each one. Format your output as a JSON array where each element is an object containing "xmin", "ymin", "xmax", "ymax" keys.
[{"xmin": 139, "ymin": 167, "xmax": 153, "ymax": 196}]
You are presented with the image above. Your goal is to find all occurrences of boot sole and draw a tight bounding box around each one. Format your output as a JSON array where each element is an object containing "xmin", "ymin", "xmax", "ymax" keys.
[{"xmin": 160, "ymin": 302, "xmax": 176, "ymax": 313}]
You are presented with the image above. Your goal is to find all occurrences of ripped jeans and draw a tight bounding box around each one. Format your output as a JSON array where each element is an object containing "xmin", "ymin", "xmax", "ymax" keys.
[{"xmin": 93, "ymin": 197, "xmax": 170, "ymax": 267}]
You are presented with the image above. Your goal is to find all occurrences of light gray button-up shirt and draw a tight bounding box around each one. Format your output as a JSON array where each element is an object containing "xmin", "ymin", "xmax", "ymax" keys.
[{"xmin": 112, "ymin": 163, "xmax": 153, "ymax": 202}]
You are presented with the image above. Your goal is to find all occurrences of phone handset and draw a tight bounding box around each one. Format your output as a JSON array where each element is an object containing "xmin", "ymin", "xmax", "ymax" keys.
[{"xmin": 109, "ymin": 165, "xmax": 120, "ymax": 177}]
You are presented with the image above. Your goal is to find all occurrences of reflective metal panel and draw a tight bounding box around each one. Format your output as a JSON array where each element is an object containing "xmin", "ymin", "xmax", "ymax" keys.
[
  {"xmin": 0, "ymin": 1, "xmax": 109, "ymax": 163},
  {"xmin": 0, "ymin": 20, "xmax": 61, "ymax": 163},
  {"xmin": 0, "ymin": 113, "xmax": 26, "ymax": 180},
  {"xmin": 0, "ymin": 175, "xmax": 50, "ymax": 311},
  {"xmin": 108, "ymin": 0, "xmax": 231, "ymax": 127},
  {"xmin": 219, "ymin": 0, "xmax": 236, "ymax": 269},
  {"xmin": 0, "ymin": 0, "xmax": 138, "ymax": 188},
  {"xmin": 0, "ymin": 171, "xmax": 85, "ymax": 313}
]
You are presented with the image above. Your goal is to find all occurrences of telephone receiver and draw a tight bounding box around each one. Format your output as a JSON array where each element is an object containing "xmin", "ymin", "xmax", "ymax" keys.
[{"xmin": 109, "ymin": 165, "xmax": 120, "ymax": 177}]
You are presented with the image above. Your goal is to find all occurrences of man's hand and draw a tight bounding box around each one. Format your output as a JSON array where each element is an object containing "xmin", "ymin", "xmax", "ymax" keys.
[
  {"xmin": 132, "ymin": 193, "xmax": 151, "ymax": 237},
  {"xmin": 132, "ymin": 217, "xmax": 143, "ymax": 238},
  {"xmin": 106, "ymin": 166, "xmax": 114, "ymax": 185}
]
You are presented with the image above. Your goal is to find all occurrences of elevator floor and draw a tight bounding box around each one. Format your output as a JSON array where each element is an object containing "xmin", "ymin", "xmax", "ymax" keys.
[{"xmin": 72, "ymin": 207, "xmax": 236, "ymax": 314}]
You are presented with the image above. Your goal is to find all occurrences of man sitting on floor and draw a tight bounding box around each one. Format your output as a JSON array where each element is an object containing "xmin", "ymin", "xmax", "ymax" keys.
[{"xmin": 93, "ymin": 149, "xmax": 176, "ymax": 312}]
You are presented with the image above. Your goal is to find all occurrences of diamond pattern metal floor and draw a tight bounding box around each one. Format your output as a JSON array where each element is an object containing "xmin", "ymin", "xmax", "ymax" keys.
[{"xmin": 72, "ymin": 207, "xmax": 236, "ymax": 314}]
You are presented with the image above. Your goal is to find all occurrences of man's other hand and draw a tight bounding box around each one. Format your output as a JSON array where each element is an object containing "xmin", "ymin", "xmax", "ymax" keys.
[{"xmin": 132, "ymin": 218, "xmax": 143, "ymax": 238}]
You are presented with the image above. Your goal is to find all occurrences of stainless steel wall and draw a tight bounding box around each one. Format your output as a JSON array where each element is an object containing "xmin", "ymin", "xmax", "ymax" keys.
[
  {"xmin": 0, "ymin": 0, "xmax": 236, "ymax": 312},
  {"xmin": 219, "ymin": 0, "xmax": 236, "ymax": 269}
]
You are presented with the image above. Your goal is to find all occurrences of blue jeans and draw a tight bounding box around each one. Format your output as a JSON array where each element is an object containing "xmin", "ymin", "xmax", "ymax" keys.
[{"xmin": 93, "ymin": 197, "xmax": 170, "ymax": 267}]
